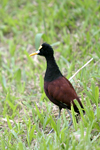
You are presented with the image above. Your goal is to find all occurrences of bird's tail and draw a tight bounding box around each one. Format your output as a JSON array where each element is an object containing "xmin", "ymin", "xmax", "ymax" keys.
[{"xmin": 73, "ymin": 97, "xmax": 85, "ymax": 114}]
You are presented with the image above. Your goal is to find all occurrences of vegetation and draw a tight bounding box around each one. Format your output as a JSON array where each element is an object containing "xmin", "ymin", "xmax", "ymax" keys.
[{"xmin": 0, "ymin": 0, "xmax": 100, "ymax": 149}]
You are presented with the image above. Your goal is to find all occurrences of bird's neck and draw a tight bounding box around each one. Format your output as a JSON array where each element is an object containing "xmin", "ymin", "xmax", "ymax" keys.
[{"xmin": 44, "ymin": 56, "xmax": 63, "ymax": 82}]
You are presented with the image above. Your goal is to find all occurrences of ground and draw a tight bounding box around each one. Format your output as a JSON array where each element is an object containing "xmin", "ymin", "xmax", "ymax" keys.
[{"xmin": 0, "ymin": 0, "xmax": 100, "ymax": 149}]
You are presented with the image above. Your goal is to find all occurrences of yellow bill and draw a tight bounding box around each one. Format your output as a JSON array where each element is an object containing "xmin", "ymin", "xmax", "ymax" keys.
[
  {"xmin": 29, "ymin": 45, "xmax": 42, "ymax": 57},
  {"xmin": 29, "ymin": 51, "xmax": 38, "ymax": 57}
]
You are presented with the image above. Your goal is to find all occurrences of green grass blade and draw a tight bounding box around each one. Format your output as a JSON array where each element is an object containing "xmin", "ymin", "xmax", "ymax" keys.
[
  {"xmin": 35, "ymin": 33, "xmax": 44, "ymax": 50},
  {"xmin": 6, "ymin": 115, "xmax": 12, "ymax": 129},
  {"xmin": 71, "ymin": 104, "xmax": 77, "ymax": 130}
]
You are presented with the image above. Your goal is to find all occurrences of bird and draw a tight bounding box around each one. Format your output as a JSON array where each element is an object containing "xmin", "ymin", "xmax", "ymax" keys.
[{"xmin": 29, "ymin": 43, "xmax": 85, "ymax": 132}]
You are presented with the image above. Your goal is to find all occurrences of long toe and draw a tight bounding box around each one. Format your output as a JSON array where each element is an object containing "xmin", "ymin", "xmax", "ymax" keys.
[
  {"xmin": 68, "ymin": 120, "xmax": 73, "ymax": 128},
  {"xmin": 48, "ymin": 128, "xmax": 54, "ymax": 134}
]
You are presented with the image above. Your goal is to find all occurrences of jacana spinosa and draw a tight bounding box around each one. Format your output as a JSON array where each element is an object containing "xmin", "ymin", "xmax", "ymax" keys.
[{"xmin": 30, "ymin": 43, "xmax": 85, "ymax": 131}]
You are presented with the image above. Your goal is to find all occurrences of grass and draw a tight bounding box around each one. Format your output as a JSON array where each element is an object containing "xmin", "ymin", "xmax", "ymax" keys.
[{"xmin": 0, "ymin": 0, "xmax": 100, "ymax": 149}]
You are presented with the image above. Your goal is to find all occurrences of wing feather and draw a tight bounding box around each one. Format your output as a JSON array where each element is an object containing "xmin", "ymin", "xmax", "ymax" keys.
[
  {"xmin": 44, "ymin": 76, "xmax": 84, "ymax": 112},
  {"xmin": 48, "ymin": 76, "xmax": 78, "ymax": 105}
]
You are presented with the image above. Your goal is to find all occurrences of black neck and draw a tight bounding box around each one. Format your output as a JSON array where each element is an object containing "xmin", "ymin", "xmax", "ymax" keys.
[{"xmin": 44, "ymin": 55, "xmax": 63, "ymax": 82}]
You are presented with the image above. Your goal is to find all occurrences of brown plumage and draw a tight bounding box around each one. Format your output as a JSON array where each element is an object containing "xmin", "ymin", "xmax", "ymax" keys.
[
  {"xmin": 44, "ymin": 76, "xmax": 84, "ymax": 113},
  {"xmin": 30, "ymin": 43, "xmax": 85, "ymax": 130}
]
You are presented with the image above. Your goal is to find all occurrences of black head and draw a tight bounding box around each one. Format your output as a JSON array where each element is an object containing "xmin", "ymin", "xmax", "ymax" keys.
[
  {"xmin": 29, "ymin": 43, "xmax": 54, "ymax": 58},
  {"xmin": 38, "ymin": 43, "xmax": 54, "ymax": 57},
  {"xmin": 29, "ymin": 42, "xmax": 63, "ymax": 81}
]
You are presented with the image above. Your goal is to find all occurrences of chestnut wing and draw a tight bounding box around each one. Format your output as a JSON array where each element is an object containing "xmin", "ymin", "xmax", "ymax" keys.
[{"xmin": 48, "ymin": 76, "xmax": 78, "ymax": 106}]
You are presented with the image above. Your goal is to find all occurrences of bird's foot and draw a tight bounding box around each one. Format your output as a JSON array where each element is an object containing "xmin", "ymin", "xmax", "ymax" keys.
[
  {"xmin": 68, "ymin": 120, "xmax": 73, "ymax": 128},
  {"xmin": 48, "ymin": 128, "xmax": 54, "ymax": 134}
]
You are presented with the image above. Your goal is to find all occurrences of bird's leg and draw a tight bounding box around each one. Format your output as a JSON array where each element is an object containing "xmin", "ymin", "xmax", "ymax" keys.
[
  {"xmin": 58, "ymin": 107, "xmax": 61, "ymax": 119},
  {"xmin": 66, "ymin": 108, "xmax": 73, "ymax": 127},
  {"xmin": 48, "ymin": 107, "xmax": 61, "ymax": 134}
]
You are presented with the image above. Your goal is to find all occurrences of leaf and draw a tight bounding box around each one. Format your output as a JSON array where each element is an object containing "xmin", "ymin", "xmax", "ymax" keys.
[
  {"xmin": 35, "ymin": 103, "xmax": 43, "ymax": 124},
  {"xmin": 32, "ymin": 109, "xmax": 37, "ymax": 123},
  {"xmin": 7, "ymin": 100, "xmax": 14, "ymax": 110},
  {"xmin": 95, "ymin": 86, "xmax": 99, "ymax": 106},
  {"xmin": 9, "ymin": 40, "xmax": 16, "ymax": 56},
  {"xmin": 39, "ymin": 74, "xmax": 44, "ymax": 93},
  {"xmin": 51, "ymin": 42, "xmax": 61, "ymax": 47},
  {"xmin": 79, "ymin": 121, "xmax": 84, "ymax": 139},
  {"xmin": 84, "ymin": 97, "xmax": 94, "ymax": 122},
  {"xmin": 6, "ymin": 115, "xmax": 12, "ymax": 129},
  {"xmin": 18, "ymin": 142, "xmax": 24, "ymax": 150},
  {"xmin": 29, "ymin": 125, "xmax": 36, "ymax": 142},
  {"xmin": 95, "ymin": 49, "xmax": 100, "ymax": 58},
  {"xmin": 14, "ymin": 69, "xmax": 21, "ymax": 82},
  {"xmin": 1, "ymin": 139, "xmax": 5, "ymax": 150},
  {"xmin": 96, "ymin": 106, "xmax": 100, "ymax": 121},
  {"xmin": 23, "ymin": 101, "xmax": 33, "ymax": 109},
  {"xmin": 71, "ymin": 104, "xmax": 77, "ymax": 130},
  {"xmin": 50, "ymin": 116, "xmax": 57, "ymax": 132},
  {"xmin": 85, "ymin": 89, "xmax": 95, "ymax": 104},
  {"xmin": 85, "ymin": 121, "xmax": 94, "ymax": 142},
  {"xmin": 57, "ymin": 118, "xmax": 61, "ymax": 135},
  {"xmin": 11, "ymin": 129, "xmax": 19, "ymax": 141},
  {"xmin": 35, "ymin": 33, "xmax": 44, "ymax": 50},
  {"xmin": 73, "ymin": 99, "xmax": 86, "ymax": 124},
  {"xmin": 2, "ymin": 75, "xmax": 6, "ymax": 88},
  {"xmin": 1, "ymin": 75, "xmax": 7, "ymax": 91},
  {"xmin": 43, "ymin": 116, "xmax": 48, "ymax": 129}
]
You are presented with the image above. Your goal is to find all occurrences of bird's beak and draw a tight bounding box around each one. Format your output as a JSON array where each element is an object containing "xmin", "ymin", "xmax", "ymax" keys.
[
  {"xmin": 29, "ymin": 50, "xmax": 40, "ymax": 57},
  {"xmin": 29, "ymin": 45, "xmax": 42, "ymax": 57}
]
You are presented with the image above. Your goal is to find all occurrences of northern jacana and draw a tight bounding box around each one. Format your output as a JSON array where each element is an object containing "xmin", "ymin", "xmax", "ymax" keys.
[{"xmin": 30, "ymin": 43, "xmax": 84, "ymax": 132}]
